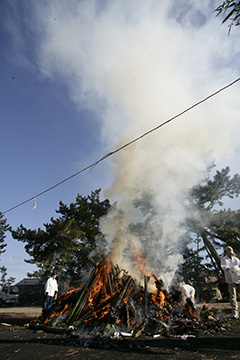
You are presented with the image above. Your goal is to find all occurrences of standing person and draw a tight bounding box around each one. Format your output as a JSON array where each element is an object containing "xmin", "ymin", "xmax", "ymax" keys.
[
  {"xmin": 42, "ymin": 272, "xmax": 58, "ymax": 311},
  {"xmin": 221, "ymin": 246, "xmax": 240, "ymax": 319}
]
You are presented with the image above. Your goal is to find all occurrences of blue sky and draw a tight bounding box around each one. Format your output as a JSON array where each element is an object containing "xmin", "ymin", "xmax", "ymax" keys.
[{"xmin": 1, "ymin": 0, "xmax": 240, "ymax": 285}]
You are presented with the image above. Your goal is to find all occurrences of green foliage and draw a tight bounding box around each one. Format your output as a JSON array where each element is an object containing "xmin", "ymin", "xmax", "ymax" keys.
[
  {"xmin": 206, "ymin": 209, "xmax": 240, "ymax": 254},
  {"xmin": 11, "ymin": 189, "xmax": 111, "ymax": 283},
  {"xmin": 190, "ymin": 167, "xmax": 240, "ymax": 210},
  {"xmin": 0, "ymin": 266, "xmax": 15, "ymax": 286},
  {"xmin": 178, "ymin": 247, "xmax": 205, "ymax": 284},
  {"xmin": 186, "ymin": 166, "xmax": 240, "ymax": 279},
  {"xmin": 0, "ymin": 212, "xmax": 12, "ymax": 286},
  {"xmin": 10, "ymin": 168, "xmax": 240, "ymax": 287},
  {"xmin": 215, "ymin": 1, "xmax": 240, "ymax": 33},
  {"xmin": 0, "ymin": 212, "xmax": 8, "ymax": 255},
  {"xmin": 129, "ymin": 166, "xmax": 240, "ymax": 284}
]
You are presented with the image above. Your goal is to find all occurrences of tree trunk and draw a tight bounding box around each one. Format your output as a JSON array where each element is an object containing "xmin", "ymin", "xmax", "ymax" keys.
[{"xmin": 200, "ymin": 229, "xmax": 224, "ymax": 278}]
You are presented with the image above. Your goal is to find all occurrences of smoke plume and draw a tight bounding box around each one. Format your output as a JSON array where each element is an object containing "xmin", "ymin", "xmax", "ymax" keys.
[{"xmin": 8, "ymin": 0, "xmax": 240, "ymax": 285}]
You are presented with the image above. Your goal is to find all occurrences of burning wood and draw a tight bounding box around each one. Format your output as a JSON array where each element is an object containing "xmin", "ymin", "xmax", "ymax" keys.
[{"xmin": 31, "ymin": 257, "xmax": 230, "ymax": 339}]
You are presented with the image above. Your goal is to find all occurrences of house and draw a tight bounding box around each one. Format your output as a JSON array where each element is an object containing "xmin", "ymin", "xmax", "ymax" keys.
[{"xmin": 15, "ymin": 278, "xmax": 43, "ymax": 305}]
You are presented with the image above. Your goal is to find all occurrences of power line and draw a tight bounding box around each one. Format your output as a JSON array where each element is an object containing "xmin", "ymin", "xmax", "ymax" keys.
[{"xmin": 3, "ymin": 77, "xmax": 240, "ymax": 215}]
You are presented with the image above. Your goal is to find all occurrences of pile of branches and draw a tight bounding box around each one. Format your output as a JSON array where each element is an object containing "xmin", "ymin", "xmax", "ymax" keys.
[{"xmin": 32, "ymin": 257, "xmax": 230, "ymax": 338}]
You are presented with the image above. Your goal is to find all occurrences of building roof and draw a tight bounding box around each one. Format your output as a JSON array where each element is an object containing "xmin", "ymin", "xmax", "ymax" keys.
[{"xmin": 15, "ymin": 278, "xmax": 40, "ymax": 286}]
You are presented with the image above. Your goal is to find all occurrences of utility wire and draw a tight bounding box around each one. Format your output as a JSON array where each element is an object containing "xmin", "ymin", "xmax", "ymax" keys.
[{"xmin": 3, "ymin": 77, "xmax": 240, "ymax": 215}]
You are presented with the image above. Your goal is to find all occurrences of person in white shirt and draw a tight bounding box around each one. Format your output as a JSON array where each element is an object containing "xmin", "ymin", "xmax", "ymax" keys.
[
  {"xmin": 221, "ymin": 246, "xmax": 240, "ymax": 319},
  {"xmin": 180, "ymin": 283, "xmax": 195, "ymax": 305},
  {"xmin": 42, "ymin": 272, "xmax": 58, "ymax": 311}
]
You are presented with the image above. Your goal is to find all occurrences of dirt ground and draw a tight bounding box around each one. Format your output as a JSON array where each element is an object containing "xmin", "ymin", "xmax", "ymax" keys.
[{"xmin": 0, "ymin": 304, "xmax": 240, "ymax": 360}]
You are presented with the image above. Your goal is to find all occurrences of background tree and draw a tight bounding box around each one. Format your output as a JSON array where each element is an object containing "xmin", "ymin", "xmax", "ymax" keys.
[
  {"xmin": 0, "ymin": 213, "xmax": 14, "ymax": 287},
  {"xmin": 129, "ymin": 166, "xmax": 240, "ymax": 289},
  {"xmin": 0, "ymin": 266, "xmax": 15, "ymax": 286},
  {"xmin": 184, "ymin": 166, "xmax": 240, "ymax": 283},
  {"xmin": 0, "ymin": 212, "xmax": 8, "ymax": 256},
  {"xmin": 177, "ymin": 246, "xmax": 206, "ymax": 295},
  {"xmin": 215, "ymin": 1, "xmax": 240, "ymax": 33},
  {"xmin": 11, "ymin": 189, "xmax": 111, "ymax": 284}
]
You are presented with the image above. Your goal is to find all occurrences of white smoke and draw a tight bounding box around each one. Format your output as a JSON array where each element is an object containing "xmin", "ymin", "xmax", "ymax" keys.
[{"xmin": 6, "ymin": 0, "xmax": 240, "ymax": 286}]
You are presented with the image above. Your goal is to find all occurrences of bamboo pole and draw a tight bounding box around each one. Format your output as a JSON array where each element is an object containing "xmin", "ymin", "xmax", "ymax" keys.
[
  {"xmin": 108, "ymin": 273, "xmax": 113, "ymax": 295},
  {"xmin": 144, "ymin": 275, "xmax": 148, "ymax": 317},
  {"xmin": 115, "ymin": 276, "xmax": 134, "ymax": 307},
  {"xmin": 73, "ymin": 292, "xmax": 119, "ymax": 325},
  {"xmin": 67, "ymin": 264, "xmax": 100, "ymax": 324}
]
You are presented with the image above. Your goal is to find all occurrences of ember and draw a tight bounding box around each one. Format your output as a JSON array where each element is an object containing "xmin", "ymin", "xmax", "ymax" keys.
[{"xmin": 32, "ymin": 256, "xmax": 230, "ymax": 338}]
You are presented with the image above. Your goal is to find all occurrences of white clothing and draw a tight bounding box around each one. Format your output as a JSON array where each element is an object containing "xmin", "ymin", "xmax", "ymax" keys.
[
  {"xmin": 44, "ymin": 276, "xmax": 58, "ymax": 297},
  {"xmin": 180, "ymin": 284, "xmax": 195, "ymax": 303},
  {"xmin": 221, "ymin": 255, "xmax": 240, "ymax": 284}
]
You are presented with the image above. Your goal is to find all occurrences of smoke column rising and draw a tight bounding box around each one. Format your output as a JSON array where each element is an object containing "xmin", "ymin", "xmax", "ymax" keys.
[{"xmin": 9, "ymin": 0, "xmax": 240, "ymax": 285}]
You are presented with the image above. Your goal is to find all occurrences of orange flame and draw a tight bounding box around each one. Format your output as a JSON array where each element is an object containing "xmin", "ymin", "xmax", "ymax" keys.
[
  {"xmin": 131, "ymin": 237, "xmax": 152, "ymax": 277},
  {"xmin": 152, "ymin": 290, "xmax": 165, "ymax": 307}
]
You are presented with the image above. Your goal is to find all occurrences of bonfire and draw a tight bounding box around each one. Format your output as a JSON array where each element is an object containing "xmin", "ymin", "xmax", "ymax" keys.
[{"xmin": 31, "ymin": 256, "xmax": 229, "ymax": 339}]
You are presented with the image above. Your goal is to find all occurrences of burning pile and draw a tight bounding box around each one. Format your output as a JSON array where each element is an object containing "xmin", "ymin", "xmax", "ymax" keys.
[{"xmin": 33, "ymin": 256, "xmax": 228, "ymax": 338}]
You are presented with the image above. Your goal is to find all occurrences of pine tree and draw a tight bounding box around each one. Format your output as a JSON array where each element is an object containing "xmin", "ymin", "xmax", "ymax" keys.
[
  {"xmin": 0, "ymin": 212, "xmax": 8, "ymax": 256},
  {"xmin": 11, "ymin": 189, "xmax": 111, "ymax": 283},
  {"xmin": 186, "ymin": 166, "xmax": 240, "ymax": 280}
]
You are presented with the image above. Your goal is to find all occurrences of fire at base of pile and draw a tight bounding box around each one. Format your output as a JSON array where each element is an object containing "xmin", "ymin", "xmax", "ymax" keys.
[{"xmin": 33, "ymin": 257, "xmax": 229, "ymax": 338}]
